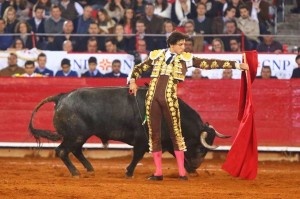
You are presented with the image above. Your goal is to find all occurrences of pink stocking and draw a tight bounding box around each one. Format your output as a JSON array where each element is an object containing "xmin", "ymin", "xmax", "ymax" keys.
[
  {"xmin": 152, "ymin": 151, "xmax": 162, "ymax": 176},
  {"xmin": 175, "ymin": 151, "xmax": 186, "ymax": 176}
]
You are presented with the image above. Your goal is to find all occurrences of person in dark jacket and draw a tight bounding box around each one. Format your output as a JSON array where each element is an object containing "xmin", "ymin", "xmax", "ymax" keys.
[
  {"xmin": 55, "ymin": 58, "xmax": 78, "ymax": 77},
  {"xmin": 104, "ymin": 59, "xmax": 127, "ymax": 78},
  {"xmin": 81, "ymin": 56, "xmax": 104, "ymax": 77}
]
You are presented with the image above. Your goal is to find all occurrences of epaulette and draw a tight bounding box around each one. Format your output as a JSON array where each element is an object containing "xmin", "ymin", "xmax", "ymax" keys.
[
  {"xmin": 181, "ymin": 52, "xmax": 193, "ymax": 61},
  {"xmin": 149, "ymin": 49, "xmax": 164, "ymax": 60}
]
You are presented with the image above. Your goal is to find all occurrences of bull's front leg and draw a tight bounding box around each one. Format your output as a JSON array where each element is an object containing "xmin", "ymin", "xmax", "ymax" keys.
[{"xmin": 126, "ymin": 144, "xmax": 148, "ymax": 178}]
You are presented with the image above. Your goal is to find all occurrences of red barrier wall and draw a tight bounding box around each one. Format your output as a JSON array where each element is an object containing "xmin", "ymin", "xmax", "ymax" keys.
[{"xmin": 0, "ymin": 78, "xmax": 299, "ymax": 147}]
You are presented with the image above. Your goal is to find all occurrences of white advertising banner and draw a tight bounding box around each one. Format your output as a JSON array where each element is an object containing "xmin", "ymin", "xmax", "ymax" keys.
[{"xmin": 0, "ymin": 49, "xmax": 297, "ymax": 79}]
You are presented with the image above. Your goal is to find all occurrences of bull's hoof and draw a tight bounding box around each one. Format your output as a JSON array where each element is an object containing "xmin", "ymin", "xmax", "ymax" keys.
[
  {"xmin": 125, "ymin": 170, "xmax": 133, "ymax": 178},
  {"xmin": 87, "ymin": 171, "xmax": 95, "ymax": 176},
  {"xmin": 188, "ymin": 171, "xmax": 199, "ymax": 177},
  {"xmin": 72, "ymin": 174, "xmax": 80, "ymax": 179}
]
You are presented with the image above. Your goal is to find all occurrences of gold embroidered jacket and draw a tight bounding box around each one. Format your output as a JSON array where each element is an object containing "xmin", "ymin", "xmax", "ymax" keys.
[{"xmin": 130, "ymin": 49, "xmax": 237, "ymax": 81}]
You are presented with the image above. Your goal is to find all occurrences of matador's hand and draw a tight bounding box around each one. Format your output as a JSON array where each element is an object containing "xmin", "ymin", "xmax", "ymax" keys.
[
  {"xmin": 240, "ymin": 63, "xmax": 249, "ymax": 70},
  {"xmin": 129, "ymin": 79, "xmax": 138, "ymax": 96}
]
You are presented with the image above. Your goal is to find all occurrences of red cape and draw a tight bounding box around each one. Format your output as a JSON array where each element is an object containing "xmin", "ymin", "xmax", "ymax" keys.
[{"xmin": 222, "ymin": 51, "xmax": 258, "ymax": 180}]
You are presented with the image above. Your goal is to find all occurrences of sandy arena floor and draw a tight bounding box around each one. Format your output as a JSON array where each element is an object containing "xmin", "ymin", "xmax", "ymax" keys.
[{"xmin": 0, "ymin": 155, "xmax": 299, "ymax": 199}]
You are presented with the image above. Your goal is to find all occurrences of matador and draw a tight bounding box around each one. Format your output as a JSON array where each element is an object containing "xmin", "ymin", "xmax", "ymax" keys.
[{"xmin": 129, "ymin": 31, "xmax": 248, "ymax": 181}]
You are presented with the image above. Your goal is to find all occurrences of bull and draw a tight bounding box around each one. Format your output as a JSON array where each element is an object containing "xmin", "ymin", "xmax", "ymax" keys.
[{"xmin": 29, "ymin": 87, "xmax": 228, "ymax": 177}]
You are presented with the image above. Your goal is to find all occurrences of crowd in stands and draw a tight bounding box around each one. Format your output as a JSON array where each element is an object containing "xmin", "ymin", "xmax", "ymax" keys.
[{"xmin": 0, "ymin": 0, "xmax": 299, "ymax": 78}]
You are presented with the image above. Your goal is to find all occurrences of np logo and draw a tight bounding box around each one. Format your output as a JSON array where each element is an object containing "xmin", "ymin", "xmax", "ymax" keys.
[{"xmin": 99, "ymin": 59, "xmax": 112, "ymax": 71}]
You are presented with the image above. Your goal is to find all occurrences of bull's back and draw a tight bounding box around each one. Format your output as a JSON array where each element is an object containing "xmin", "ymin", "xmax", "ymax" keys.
[{"xmin": 53, "ymin": 87, "xmax": 148, "ymax": 139}]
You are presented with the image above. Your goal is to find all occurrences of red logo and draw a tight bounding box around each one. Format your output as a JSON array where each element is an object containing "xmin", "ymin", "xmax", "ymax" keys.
[{"xmin": 99, "ymin": 59, "xmax": 112, "ymax": 71}]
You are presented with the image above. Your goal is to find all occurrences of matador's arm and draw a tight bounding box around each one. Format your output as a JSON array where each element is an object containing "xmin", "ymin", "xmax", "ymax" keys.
[{"xmin": 180, "ymin": 52, "xmax": 242, "ymax": 70}]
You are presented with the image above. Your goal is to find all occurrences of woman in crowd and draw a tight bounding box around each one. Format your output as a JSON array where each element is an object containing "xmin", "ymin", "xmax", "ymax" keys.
[
  {"xmin": 3, "ymin": 6, "xmax": 19, "ymax": 33},
  {"xmin": 32, "ymin": 0, "xmax": 52, "ymax": 18},
  {"xmin": 211, "ymin": 38, "xmax": 225, "ymax": 52},
  {"xmin": 14, "ymin": 21, "xmax": 36, "ymax": 49},
  {"xmin": 154, "ymin": 0, "xmax": 171, "ymax": 19},
  {"xmin": 97, "ymin": 8, "xmax": 116, "ymax": 34},
  {"xmin": 104, "ymin": 0, "xmax": 125, "ymax": 22}
]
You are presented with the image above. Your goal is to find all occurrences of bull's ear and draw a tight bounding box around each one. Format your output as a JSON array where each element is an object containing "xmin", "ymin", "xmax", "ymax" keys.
[{"xmin": 144, "ymin": 82, "xmax": 149, "ymax": 87}]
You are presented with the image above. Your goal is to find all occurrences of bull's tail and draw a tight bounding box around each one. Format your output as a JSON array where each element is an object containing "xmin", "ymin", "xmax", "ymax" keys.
[{"xmin": 29, "ymin": 94, "xmax": 65, "ymax": 143}]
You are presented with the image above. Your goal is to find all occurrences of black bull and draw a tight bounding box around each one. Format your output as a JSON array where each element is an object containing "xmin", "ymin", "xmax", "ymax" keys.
[{"xmin": 29, "ymin": 87, "xmax": 229, "ymax": 177}]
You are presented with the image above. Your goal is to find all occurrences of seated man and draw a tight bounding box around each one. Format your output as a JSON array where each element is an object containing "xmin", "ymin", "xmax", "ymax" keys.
[
  {"xmin": 82, "ymin": 56, "xmax": 103, "ymax": 77},
  {"xmin": 256, "ymin": 65, "xmax": 277, "ymax": 79},
  {"xmin": 16, "ymin": 61, "xmax": 43, "ymax": 77},
  {"xmin": 34, "ymin": 53, "xmax": 54, "ymax": 76},
  {"xmin": 189, "ymin": 68, "xmax": 208, "ymax": 79},
  {"xmin": 55, "ymin": 58, "xmax": 78, "ymax": 77},
  {"xmin": 291, "ymin": 55, "xmax": 300, "ymax": 78},
  {"xmin": 104, "ymin": 59, "xmax": 127, "ymax": 78},
  {"xmin": 222, "ymin": 69, "xmax": 233, "ymax": 79},
  {"xmin": 0, "ymin": 53, "xmax": 25, "ymax": 76}
]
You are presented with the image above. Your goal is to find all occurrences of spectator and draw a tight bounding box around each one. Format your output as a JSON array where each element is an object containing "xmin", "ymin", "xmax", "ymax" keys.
[
  {"xmin": 236, "ymin": 5, "xmax": 259, "ymax": 50},
  {"xmin": 0, "ymin": 17, "xmax": 14, "ymax": 50},
  {"xmin": 13, "ymin": 0, "xmax": 31, "ymax": 21},
  {"xmin": 184, "ymin": 37, "xmax": 194, "ymax": 53},
  {"xmin": 0, "ymin": 53, "xmax": 25, "ymax": 76},
  {"xmin": 97, "ymin": 8, "xmax": 116, "ymax": 34},
  {"xmin": 128, "ymin": 38, "xmax": 149, "ymax": 66},
  {"xmin": 143, "ymin": 3, "xmax": 164, "ymax": 34},
  {"xmin": 154, "ymin": 0, "xmax": 171, "ymax": 19},
  {"xmin": 291, "ymin": 55, "xmax": 300, "ymax": 78},
  {"xmin": 190, "ymin": 68, "xmax": 208, "ymax": 79},
  {"xmin": 163, "ymin": 19, "xmax": 176, "ymax": 36},
  {"xmin": 135, "ymin": 19, "xmax": 153, "ymax": 51},
  {"xmin": 290, "ymin": 0, "xmax": 300, "ymax": 13},
  {"xmin": 32, "ymin": 0, "xmax": 52, "ymax": 19},
  {"xmin": 222, "ymin": 69, "xmax": 233, "ymax": 79},
  {"xmin": 7, "ymin": 38, "xmax": 26, "ymax": 51},
  {"xmin": 133, "ymin": 0, "xmax": 146, "ymax": 19},
  {"xmin": 73, "ymin": 5, "xmax": 94, "ymax": 34},
  {"xmin": 197, "ymin": 0, "xmax": 219, "ymax": 18},
  {"xmin": 44, "ymin": 5, "xmax": 65, "ymax": 34},
  {"xmin": 119, "ymin": 8, "xmax": 136, "ymax": 35},
  {"xmin": 104, "ymin": 0, "xmax": 125, "ymax": 22},
  {"xmin": 0, "ymin": 0, "xmax": 10, "ymax": 18},
  {"xmin": 3, "ymin": 6, "xmax": 19, "ymax": 33},
  {"xmin": 55, "ymin": 58, "xmax": 78, "ymax": 77},
  {"xmin": 256, "ymin": 32, "xmax": 283, "ymax": 53},
  {"xmin": 48, "ymin": 20, "xmax": 76, "ymax": 51},
  {"xmin": 211, "ymin": 38, "xmax": 225, "ymax": 52},
  {"xmin": 62, "ymin": 39, "xmax": 73, "ymax": 52},
  {"xmin": 14, "ymin": 21, "xmax": 36, "ymax": 49},
  {"xmin": 104, "ymin": 59, "xmax": 127, "ymax": 78},
  {"xmin": 171, "ymin": 0, "xmax": 197, "ymax": 26},
  {"xmin": 221, "ymin": 20, "xmax": 248, "ymax": 51},
  {"xmin": 105, "ymin": 37, "xmax": 124, "ymax": 53},
  {"xmin": 193, "ymin": 3, "xmax": 212, "ymax": 43},
  {"xmin": 34, "ymin": 52, "xmax": 54, "ymax": 76},
  {"xmin": 76, "ymin": 22, "xmax": 102, "ymax": 52},
  {"xmin": 245, "ymin": 0, "xmax": 271, "ymax": 34},
  {"xmin": 86, "ymin": 37, "xmax": 100, "ymax": 53},
  {"xmin": 17, "ymin": 60, "xmax": 43, "ymax": 77},
  {"xmin": 183, "ymin": 19, "xmax": 203, "ymax": 52},
  {"xmin": 212, "ymin": 6, "xmax": 236, "ymax": 35},
  {"xmin": 229, "ymin": 37, "xmax": 241, "ymax": 52},
  {"xmin": 82, "ymin": 56, "xmax": 103, "ymax": 77},
  {"xmin": 27, "ymin": 5, "xmax": 46, "ymax": 49},
  {"xmin": 256, "ymin": 65, "xmax": 277, "ymax": 79},
  {"xmin": 58, "ymin": 0, "xmax": 83, "ymax": 21},
  {"xmin": 114, "ymin": 24, "xmax": 128, "ymax": 51},
  {"xmin": 222, "ymin": 0, "xmax": 243, "ymax": 18}
]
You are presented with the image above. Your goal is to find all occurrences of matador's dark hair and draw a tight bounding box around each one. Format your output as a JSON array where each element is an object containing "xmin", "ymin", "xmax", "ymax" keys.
[{"xmin": 166, "ymin": 31, "xmax": 189, "ymax": 47}]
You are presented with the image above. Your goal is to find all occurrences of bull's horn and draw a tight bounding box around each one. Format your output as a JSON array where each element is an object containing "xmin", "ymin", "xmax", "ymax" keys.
[
  {"xmin": 200, "ymin": 131, "xmax": 218, "ymax": 150},
  {"xmin": 208, "ymin": 125, "xmax": 231, "ymax": 138}
]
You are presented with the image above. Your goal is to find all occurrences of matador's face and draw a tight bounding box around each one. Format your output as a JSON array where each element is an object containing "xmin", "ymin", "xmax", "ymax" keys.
[{"xmin": 170, "ymin": 39, "xmax": 185, "ymax": 55}]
